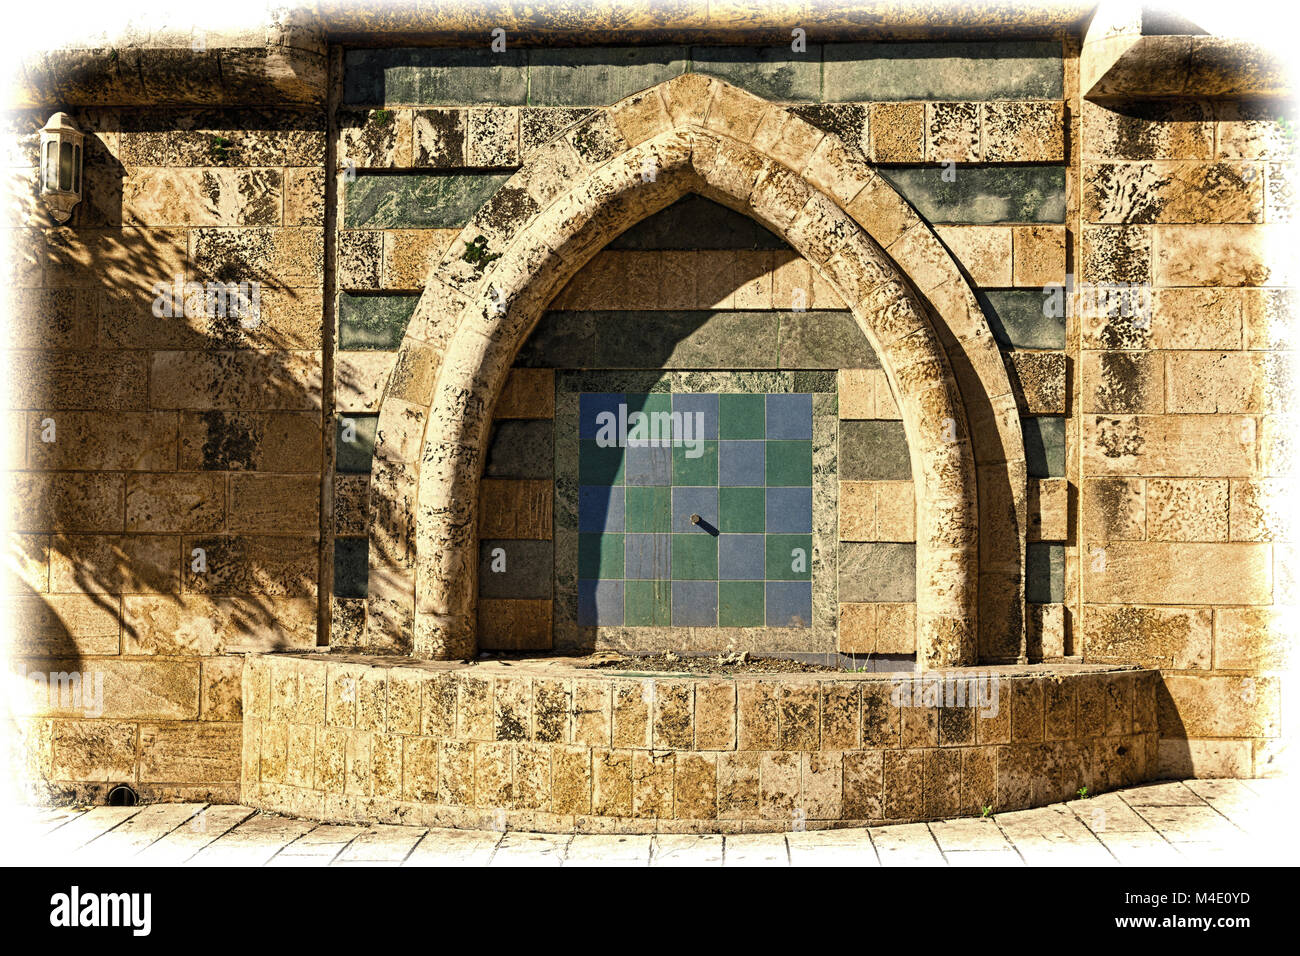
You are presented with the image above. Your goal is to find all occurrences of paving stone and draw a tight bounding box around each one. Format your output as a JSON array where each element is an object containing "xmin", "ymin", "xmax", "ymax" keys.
[
  {"xmin": 723, "ymin": 833, "xmax": 788, "ymax": 866},
  {"xmin": 651, "ymin": 833, "xmax": 724, "ymax": 866}
]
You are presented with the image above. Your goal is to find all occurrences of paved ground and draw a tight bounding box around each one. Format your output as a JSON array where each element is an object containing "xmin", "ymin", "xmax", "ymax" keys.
[{"xmin": 7, "ymin": 778, "xmax": 1289, "ymax": 866}]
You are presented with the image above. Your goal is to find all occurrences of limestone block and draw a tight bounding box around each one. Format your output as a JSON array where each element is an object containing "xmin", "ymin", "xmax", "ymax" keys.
[
  {"xmin": 1011, "ymin": 225, "xmax": 1066, "ymax": 287},
  {"xmin": 1153, "ymin": 225, "xmax": 1292, "ymax": 287},
  {"xmin": 1081, "ymin": 351, "xmax": 1163, "ymax": 414},
  {"xmin": 467, "ymin": 107, "xmax": 520, "ymax": 167},
  {"xmin": 1158, "ymin": 674, "xmax": 1279, "ymax": 739},
  {"xmin": 869, "ymin": 102, "xmax": 924, "ymax": 162},
  {"xmin": 935, "ymin": 225, "xmax": 1012, "ymax": 286},
  {"xmin": 1028, "ymin": 476, "xmax": 1068, "ymax": 542},
  {"xmin": 1084, "ymin": 162, "xmax": 1263, "ymax": 224},
  {"xmin": 1007, "ymin": 351, "xmax": 1067, "ymax": 415},
  {"xmin": 926, "ymin": 102, "xmax": 980, "ymax": 163},
  {"xmin": 982, "ymin": 101, "xmax": 1065, "ymax": 162},
  {"xmin": 228, "ymin": 474, "xmax": 320, "ymax": 532},
  {"xmin": 1083, "ymin": 540, "xmax": 1271, "ymax": 605},
  {"xmin": 338, "ymin": 108, "xmax": 413, "ymax": 167},
  {"xmin": 4, "ymin": 472, "xmax": 125, "ymax": 533},
  {"xmin": 1082, "ymin": 99, "xmax": 1213, "ymax": 161},
  {"xmin": 1084, "ymin": 604, "xmax": 1213, "ymax": 670}
]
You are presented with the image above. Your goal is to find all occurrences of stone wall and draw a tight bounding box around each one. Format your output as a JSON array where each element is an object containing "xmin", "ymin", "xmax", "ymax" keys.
[
  {"xmin": 5, "ymin": 105, "xmax": 327, "ymax": 801},
  {"xmin": 1076, "ymin": 97, "xmax": 1294, "ymax": 778},
  {"xmin": 243, "ymin": 652, "xmax": 1158, "ymax": 831},
  {"xmin": 4, "ymin": 25, "xmax": 1290, "ymax": 801}
]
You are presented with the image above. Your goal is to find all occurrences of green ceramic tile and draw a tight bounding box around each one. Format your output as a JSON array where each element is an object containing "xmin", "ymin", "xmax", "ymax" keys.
[
  {"xmin": 579, "ymin": 532, "xmax": 623, "ymax": 579},
  {"xmin": 765, "ymin": 440, "xmax": 813, "ymax": 486},
  {"xmin": 719, "ymin": 393, "xmax": 765, "ymax": 439},
  {"xmin": 766, "ymin": 534, "xmax": 813, "ymax": 581},
  {"xmin": 671, "ymin": 534, "xmax": 717, "ymax": 580},
  {"xmin": 579, "ymin": 439, "xmax": 626, "ymax": 485},
  {"xmin": 718, "ymin": 486, "xmax": 765, "ymax": 533},
  {"xmin": 672, "ymin": 441, "xmax": 718, "ymax": 486},
  {"xmin": 625, "ymin": 392, "xmax": 672, "ymax": 416},
  {"xmin": 625, "ymin": 486, "xmax": 672, "ymax": 533},
  {"xmin": 625, "ymin": 580, "xmax": 672, "ymax": 626},
  {"xmin": 719, "ymin": 580, "xmax": 765, "ymax": 627}
]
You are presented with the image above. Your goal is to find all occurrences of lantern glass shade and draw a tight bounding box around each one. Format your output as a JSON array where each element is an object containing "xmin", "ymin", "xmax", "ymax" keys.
[{"xmin": 39, "ymin": 112, "xmax": 84, "ymax": 223}]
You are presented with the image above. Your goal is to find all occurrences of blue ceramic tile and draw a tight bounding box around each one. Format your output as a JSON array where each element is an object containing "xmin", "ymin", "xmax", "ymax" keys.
[
  {"xmin": 719, "ymin": 440, "xmax": 765, "ymax": 486},
  {"xmin": 625, "ymin": 533, "xmax": 672, "ymax": 579},
  {"xmin": 580, "ymin": 392, "xmax": 624, "ymax": 440},
  {"xmin": 578, "ymin": 579, "xmax": 623, "ymax": 626},
  {"xmin": 578, "ymin": 485, "xmax": 625, "ymax": 532},
  {"xmin": 719, "ymin": 534, "xmax": 765, "ymax": 580},
  {"xmin": 672, "ymin": 393, "xmax": 719, "ymax": 441},
  {"xmin": 766, "ymin": 581, "xmax": 812, "ymax": 628},
  {"xmin": 766, "ymin": 392, "xmax": 813, "ymax": 439},
  {"xmin": 672, "ymin": 486, "xmax": 719, "ymax": 533},
  {"xmin": 671, "ymin": 581, "xmax": 718, "ymax": 626},
  {"xmin": 625, "ymin": 443, "xmax": 672, "ymax": 485},
  {"xmin": 765, "ymin": 486, "xmax": 812, "ymax": 533}
]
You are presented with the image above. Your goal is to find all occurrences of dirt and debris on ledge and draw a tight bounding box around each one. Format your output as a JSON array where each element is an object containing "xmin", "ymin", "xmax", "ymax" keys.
[{"xmin": 576, "ymin": 651, "xmax": 839, "ymax": 675}]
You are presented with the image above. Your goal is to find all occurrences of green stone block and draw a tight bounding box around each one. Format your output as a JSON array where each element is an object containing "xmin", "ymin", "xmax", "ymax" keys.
[
  {"xmin": 719, "ymin": 486, "xmax": 765, "ymax": 533},
  {"xmin": 839, "ymin": 421, "xmax": 910, "ymax": 480},
  {"xmin": 1023, "ymin": 416, "xmax": 1066, "ymax": 478},
  {"xmin": 672, "ymin": 441, "xmax": 719, "ymax": 486},
  {"xmin": 766, "ymin": 440, "xmax": 813, "ymax": 486},
  {"xmin": 839, "ymin": 542, "xmax": 916, "ymax": 603},
  {"xmin": 339, "ymin": 293, "xmax": 419, "ymax": 350},
  {"xmin": 333, "ymin": 537, "xmax": 368, "ymax": 599},
  {"xmin": 335, "ymin": 414, "xmax": 378, "ymax": 474},
  {"xmin": 625, "ymin": 486, "xmax": 672, "ymax": 533},
  {"xmin": 878, "ymin": 166, "xmax": 1066, "ymax": 224},
  {"xmin": 719, "ymin": 580, "xmax": 765, "ymax": 627},
  {"xmin": 593, "ymin": 311, "xmax": 780, "ymax": 370},
  {"xmin": 625, "ymin": 580, "xmax": 672, "ymax": 626},
  {"xmin": 765, "ymin": 534, "xmax": 813, "ymax": 581},
  {"xmin": 691, "ymin": 45, "xmax": 822, "ymax": 103},
  {"xmin": 778, "ymin": 311, "xmax": 880, "ymax": 369},
  {"xmin": 578, "ymin": 533, "xmax": 623, "ymax": 580},
  {"xmin": 719, "ymin": 393, "xmax": 765, "ymax": 439},
  {"xmin": 517, "ymin": 312, "xmax": 597, "ymax": 368},
  {"xmin": 671, "ymin": 533, "xmax": 717, "ymax": 580},
  {"xmin": 579, "ymin": 438, "xmax": 625, "ymax": 486},
  {"xmin": 1027, "ymin": 542, "xmax": 1065, "ymax": 603},
  {"xmin": 527, "ymin": 46, "xmax": 687, "ymax": 106},
  {"xmin": 488, "ymin": 421, "xmax": 554, "ymax": 480},
  {"xmin": 345, "ymin": 173, "xmax": 510, "ymax": 229},
  {"xmin": 979, "ymin": 289, "xmax": 1066, "ymax": 350},
  {"xmin": 609, "ymin": 195, "xmax": 789, "ymax": 251},
  {"xmin": 823, "ymin": 41, "xmax": 1063, "ymax": 101},
  {"xmin": 343, "ymin": 48, "xmax": 528, "ymax": 106},
  {"xmin": 480, "ymin": 539, "xmax": 554, "ymax": 599}
]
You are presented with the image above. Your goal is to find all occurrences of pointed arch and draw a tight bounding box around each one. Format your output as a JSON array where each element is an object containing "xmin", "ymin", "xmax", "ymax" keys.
[{"xmin": 363, "ymin": 75, "xmax": 1026, "ymax": 669}]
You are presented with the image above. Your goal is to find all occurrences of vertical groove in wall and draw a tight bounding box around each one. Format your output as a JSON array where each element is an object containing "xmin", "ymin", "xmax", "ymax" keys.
[
  {"xmin": 1066, "ymin": 32, "xmax": 1083, "ymax": 654},
  {"xmin": 320, "ymin": 43, "xmax": 343, "ymax": 646}
]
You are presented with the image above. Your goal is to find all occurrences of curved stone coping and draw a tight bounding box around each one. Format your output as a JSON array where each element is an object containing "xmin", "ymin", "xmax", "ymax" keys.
[{"xmin": 242, "ymin": 652, "xmax": 1160, "ymax": 833}]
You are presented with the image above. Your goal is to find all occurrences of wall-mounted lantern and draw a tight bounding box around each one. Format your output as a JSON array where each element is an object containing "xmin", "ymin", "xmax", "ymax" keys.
[{"xmin": 40, "ymin": 112, "xmax": 83, "ymax": 224}]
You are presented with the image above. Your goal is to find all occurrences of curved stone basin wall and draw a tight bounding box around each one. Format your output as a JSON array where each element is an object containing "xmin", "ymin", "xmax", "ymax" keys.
[{"xmin": 242, "ymin": 652, "xmax": 1157, "ymax": 832}]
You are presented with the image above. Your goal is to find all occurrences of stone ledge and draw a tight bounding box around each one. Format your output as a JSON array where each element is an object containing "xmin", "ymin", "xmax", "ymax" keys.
[{"xmin": 241, "ymin": 651, "xmax": 1160, "ymax": 831}]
